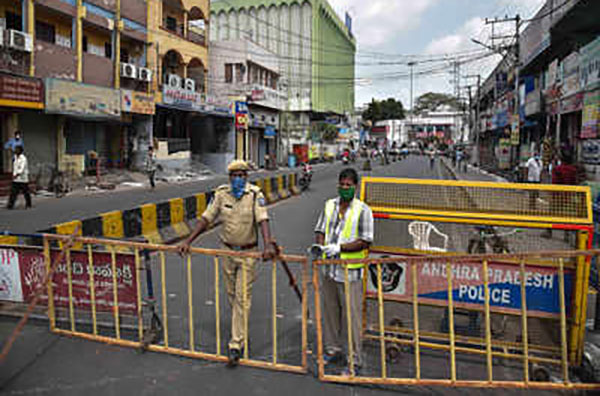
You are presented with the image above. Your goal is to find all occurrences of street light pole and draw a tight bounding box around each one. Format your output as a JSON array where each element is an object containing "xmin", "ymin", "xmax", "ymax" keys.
[{"xmin": 408, "ymin": 61, "xmax": 416, "ymax": 140}]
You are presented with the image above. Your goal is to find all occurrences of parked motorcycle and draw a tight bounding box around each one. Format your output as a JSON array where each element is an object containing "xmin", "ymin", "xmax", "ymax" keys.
[{"xmin": 299, "ymin": 163, "xmax": 313, "ymax": 191}]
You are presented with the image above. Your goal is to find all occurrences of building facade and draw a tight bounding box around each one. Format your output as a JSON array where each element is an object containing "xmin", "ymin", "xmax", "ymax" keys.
[
  {"xmin": 472, "ymin": 0, "xmax": 600, "ymax": 178},
  {"xmin": 0, "ymin": 0, "xmax": 236, "ymax": 187},
  {"xmin": 209, "ymin": 0, "xmax": 355, "ymax": 162}
]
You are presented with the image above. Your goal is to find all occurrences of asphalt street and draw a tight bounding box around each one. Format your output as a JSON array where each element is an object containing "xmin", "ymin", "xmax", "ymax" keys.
[{"xmin": 0, "ymin": 156, "xmax": 590, "ymax": 395}]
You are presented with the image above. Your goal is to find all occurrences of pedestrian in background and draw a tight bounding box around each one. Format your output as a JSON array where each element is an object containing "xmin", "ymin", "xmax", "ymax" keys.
[
  {"xmin": 543, "ymin": 152, "xmax": 578, "ymax": 240},
  {"xmin": 4, "ymin": 130, "xmax": 24, "ymax": 160},
  {"xmin": 526, "ymin": 152, "xmax": 542, "ymax": 209},
  {"xmin": 314, "ymin": 168, "xmax": 374, "ymax": 376},
  {"xmin": 178, "ymin": 160, "xmax": 277, "ymax": 367},
  {"xmin": 145, "ymin": 146, "xmax": 157, "ymax": 189},
  {"xmin": 7, "ymin": 145, "xmax": 31, "ymax": 210}
]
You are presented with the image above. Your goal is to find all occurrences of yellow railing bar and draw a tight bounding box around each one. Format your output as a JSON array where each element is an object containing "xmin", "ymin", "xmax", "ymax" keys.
[
  {"xmin": 446, "ymin": 261, "xmax": 456, "ymax": 382},
  {"xmin": 482, "ymin": 260, "xmax": 493, "ymax": 383},
  {"xmin": 272, "ymin": 260, "xmax": 278, "ymax": 364},
  {"xmin": 186, "ymin": 254, "xmax": 194, "ymax": 352},
  {"xmin": 66, "ymin": 248, "xmax": 75, "ymax": 332},
  {"xmin": 160, "ymin": 252, "xmax": 169, "ymax": 348},
  {"xmin": 301, "ymin": 260, "xmax": 309, "ymax": 370},
  {"xmin": 519, "ymin": 259, "xmax": 529, "ymax": 384},
  {"xmin": 87, "ymin": 245, "xmax": 97, "ymax": 336},
  {"xmin": 376, "ymin": 263, "xmax": 386, "ymax": 378},
  {"xmin": 242, "ymin": 259, "xmax": 249, "ymax": 360},
  {"xmin": 412, "ymin": 263, "xmax": 421, "ymax": 380},
  {"xmin": 344, "ymin": 264, "xmax": 355, "ymax": 377},
  {"xmin": 559, "ymin": 258, "xmax": 569, "ymax": 384},
  {"xmin": 110, "ymin": 246, "xmax": 120, "ymax": 339},
  {"xmin": 313, "ymin": 263, "xmax": 325, "ymax": 378},
  {"xmin": 214, "ymin": 256, "xmax": 221, "ymax": 356},
  {"xmin": 134, "ymin": 248, "xmax": 143, "ymax": 343},
  {"xmin": 43, "ymin": 238, "xmax": 56, "ymax": 331}
]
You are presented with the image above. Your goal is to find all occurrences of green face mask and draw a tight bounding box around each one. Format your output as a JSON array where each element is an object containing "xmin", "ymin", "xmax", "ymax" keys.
[{"xmin": 338, "ymin": 186, "xmax": 356, "ymax": 202}]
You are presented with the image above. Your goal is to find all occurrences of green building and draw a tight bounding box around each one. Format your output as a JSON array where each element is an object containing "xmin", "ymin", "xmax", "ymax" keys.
[{"xmin": 210, "ymin": 0, "xmax": 356, "ymax": 146}]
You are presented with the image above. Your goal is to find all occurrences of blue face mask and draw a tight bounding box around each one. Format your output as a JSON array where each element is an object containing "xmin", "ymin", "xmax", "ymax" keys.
[{"xmin": 231, "ymin": 176, "xmax": 246, "ymax": 199}]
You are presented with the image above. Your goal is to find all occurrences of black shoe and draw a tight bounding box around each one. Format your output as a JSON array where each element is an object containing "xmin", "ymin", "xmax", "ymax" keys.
[{"xmin": 227, "ymin": 348, "xmax": 241, "ymax": 368}]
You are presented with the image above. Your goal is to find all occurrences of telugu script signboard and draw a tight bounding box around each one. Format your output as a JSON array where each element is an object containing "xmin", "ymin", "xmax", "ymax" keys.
[
  {"xmin": 0, "ymin": 72, "xmax": 44, "ymax": 109},
  {"xmin": 0, "ymin": 246, "xmax": 138, "ymax": 313},
  {"xmin": 121, "ymin": 90, "xmax": 155, "ymax": 115},
  {"xmin": 366, "ymin": 258, "xmax": 574, "ymax": 318}
]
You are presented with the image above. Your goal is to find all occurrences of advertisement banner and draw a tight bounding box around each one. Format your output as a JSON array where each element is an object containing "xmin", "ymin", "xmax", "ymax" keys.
[
  {"xmin": 366, "ymin": 258, "xmax": 574, "ymax": 318},
  {"xmin": 511, "ymin": 114, "xmax": 520, "ymax": 145},
  {"xmin": 581, "ymin": 90, "xmax": 600, "ymax": 139},
  {"xmin": 561, "ymin": 51, "xmax": 580, "ymax": 98},
  {"xmin": 1, "ymin": 246, "xmax": 138, "ymax": 313},
  {"xmin": 0, "ymin": 248, "xmax": 24, "ymax": 302},
  {"xmin": 580, "ymin": 36, "xmax": 600, "ymax": 90},
  {"xmin": 121, "ymin": 90, "xmax": 155, "ymax": 115},
  {"xmin": 162, "ymin": 86, "xmax": 203, "ymax": 111},
  {"xmin": 0, "ymin": 72, "xmax": 44, "ymax": 109},
  {"xmin": 45, "ymin": 79, "xmax": 121, "ymax": 118}
]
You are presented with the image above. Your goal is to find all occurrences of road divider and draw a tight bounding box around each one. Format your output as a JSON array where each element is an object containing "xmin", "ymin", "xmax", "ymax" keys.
[{"xmin": 37, "ymin": 172, "xmax": 301, "ymax": 245}]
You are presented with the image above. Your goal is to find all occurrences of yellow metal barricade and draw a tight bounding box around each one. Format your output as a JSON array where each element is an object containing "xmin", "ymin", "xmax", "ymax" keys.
[
  {"xmin": 313, "ymin": 251, "xmax": 600, "ymax": 390},
  {"xmin": 42, "ymin": 234, "xmax": 309, "ymax": 374}
]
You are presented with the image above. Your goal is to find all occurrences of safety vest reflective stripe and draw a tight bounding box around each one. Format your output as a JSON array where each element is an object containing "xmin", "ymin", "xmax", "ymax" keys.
[{"xmin": 323, "ymin": 199, "xmax": 368, "ymax": 269}]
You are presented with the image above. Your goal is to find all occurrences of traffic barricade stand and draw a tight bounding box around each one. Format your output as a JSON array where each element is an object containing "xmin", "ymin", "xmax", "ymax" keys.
[
  {"xmin": 23, "ymin": 234, "xmax": 309, "ymax": 374},
  {"xmin": 313, "ymin": 251, "xmax": 600, "ymax": 390}
]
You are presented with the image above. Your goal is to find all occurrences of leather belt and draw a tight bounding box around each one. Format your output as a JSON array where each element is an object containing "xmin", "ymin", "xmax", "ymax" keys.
[{"xmin": 224, "ymin": 242, "xmax": 258, "ymax": 251}]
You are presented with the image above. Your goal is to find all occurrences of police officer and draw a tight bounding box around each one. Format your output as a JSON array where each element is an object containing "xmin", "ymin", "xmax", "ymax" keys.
[{"xmin": 179, "ymin": 160, "xmax": 277, "ymax": 367}]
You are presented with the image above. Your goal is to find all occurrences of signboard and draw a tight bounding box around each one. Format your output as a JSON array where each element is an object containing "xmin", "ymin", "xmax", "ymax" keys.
[
  {"xmin": 561, "ymin": 92, "xmax": 584, "ymax": 114},
  {"xmin": 121, "ymin": 90, "xmax": 155, "ymax": 115},
  {"xmin": 234, "ymin": 101, "xmax": 249, "ymax": 130},
  {"xmin": 581, "ymin": 89, "xmax": 600, "ymax": 139},
  {"xmin": 366, "ymin": 258, "xmax": 574, "ymax": 318},
  {"xmin": 0, "ymin": 246, "xmax": 138, "ymax": 313},
  {"xmin": 561, "ymin": 51, "xmax": 580, "ymax": 98},
  {"xmin": 162, "ymin": 86, "xmax": 203, "ymax": 111},
  {"xmin": 46, "ymin": 79, "xmax": 120, "ymax": 118},
  {"xmin": 0, "ymin": 248, "xmax": 24, "ymax": 302},
  {"xmin": 0, "ymin": 73, "xmax": 44, "ymax": 109},
  {"xmin": 264, "ymin": 126, "xmax": 276, "ymax": 139},
  {"xmin": 511, "ymin": 114, "xmax": 520, "ymax": 145},
  {"xmin": 580, "ymin": 37, "xmax": 600, "ymax": 90}
]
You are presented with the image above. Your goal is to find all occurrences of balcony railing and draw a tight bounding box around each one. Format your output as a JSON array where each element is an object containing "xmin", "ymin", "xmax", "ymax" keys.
[{"xmin": 161, "ymin": 23, "xmax": 206, "ymax": 47}]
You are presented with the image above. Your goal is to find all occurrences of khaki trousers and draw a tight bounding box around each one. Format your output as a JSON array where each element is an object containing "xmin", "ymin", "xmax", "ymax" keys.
[
  {"xmin": 321, "ymin": 275, "xmax": 363, "ymax": 366},
  {"xmin": 222, "ymin": 254, "xmax": 257, "ymax": 351}
]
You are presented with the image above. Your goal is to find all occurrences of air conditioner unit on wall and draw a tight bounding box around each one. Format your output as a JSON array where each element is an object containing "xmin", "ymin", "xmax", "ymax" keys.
[
  {"xmin": 138, "ymin": 67, "xmax": 152, "ymax": 82},
  {"xmin": 166, "ymin": 74, "xmax": 181, "ymax": 88},
  {"xmin": 120, "ymin": 63, "xmax": 137, "ymax": 79},
  {"xmin": 8, "ymin": 30, "xmax": 32, "ymax": 52},
  {"xmin": 184, "ymin": 78, "xmax": 195, "ymax": 92}
]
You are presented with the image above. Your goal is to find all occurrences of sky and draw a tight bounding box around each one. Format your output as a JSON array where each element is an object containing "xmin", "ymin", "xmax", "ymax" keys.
[{"xmin": 327, "ymin": 0, "xmax": 547, "ymax": 108}]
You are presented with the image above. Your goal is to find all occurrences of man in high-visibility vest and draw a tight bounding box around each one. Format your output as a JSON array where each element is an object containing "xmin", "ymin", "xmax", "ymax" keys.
[{"xmin": 314, "ymin": 168, "xmax": 374, "ymax": 376}]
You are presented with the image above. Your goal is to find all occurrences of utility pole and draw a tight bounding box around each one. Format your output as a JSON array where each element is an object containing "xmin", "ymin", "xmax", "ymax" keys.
[
  {"xmin": 485, "ymin": 15, "xmax": 521, "ymax": 168},
  {"xmin": 465, "ymin": 74, "xmax": 481, "ymax": 165},
  {"xmin": 408, "ymin": 61, "xmax": 416, "ymax": 137}
]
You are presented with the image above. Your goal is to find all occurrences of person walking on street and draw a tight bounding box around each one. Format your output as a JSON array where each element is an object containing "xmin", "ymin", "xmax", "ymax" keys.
[
  {"xmin": 178, "ymin": 160, "xmax": 277, "ymax": 367},
  {"xmin": 314, "ymin": 168, "xmax": 374, "ymax": 376},
  {"xmin": 7, "ymin": 146, "xmax": 31, "ymax": 209},
  {"xmin": 526, "ymin": 152, "xmax": 542, "ymax": 209},
  {"xmin": 145, "ymin": 146, "xmax": 157, "ymax": 188}
]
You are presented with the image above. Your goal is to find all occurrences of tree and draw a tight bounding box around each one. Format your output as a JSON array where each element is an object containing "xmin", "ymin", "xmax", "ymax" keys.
[
  {"xmin": 362, "ymin": 98, "xmax": 405, "ymax": 123},
  {"xmin": 311, "ymin": 122, "xmax": 339, "ymax": 143},
  {"xmin": 414, "ymin": 92, "xmax": 461, "ymax": 114}
]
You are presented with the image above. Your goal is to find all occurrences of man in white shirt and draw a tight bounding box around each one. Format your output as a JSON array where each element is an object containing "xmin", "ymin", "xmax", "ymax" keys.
[
  {"xmin": 7, "ymin": 146, "xmax": 32, "ymax": 209},
  {"xmin": 526, "ymin": 152, "xmax": 542, "ymax": 210}
]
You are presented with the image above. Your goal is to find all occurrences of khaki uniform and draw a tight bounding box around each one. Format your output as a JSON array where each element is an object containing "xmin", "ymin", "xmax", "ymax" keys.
[{"xmin": 202, "ymin": 183, "xmax": 269, "ymax": 351}]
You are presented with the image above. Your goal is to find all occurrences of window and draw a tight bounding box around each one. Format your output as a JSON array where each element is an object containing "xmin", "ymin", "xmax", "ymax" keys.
[
  {"xmin": 225, "ymin": 63, "xmax": 233, "ymax": 83},
  {"xmin": 166, "ymin": 16, "xmax": 177, "ymax": 32},
  {"xmin": 235, "ymin": 63, "xmax": 244, "ymax": 83},
  {"xmin": 82, "ymin": 36, "xmax": 88, "ymax": 52},
  {"xmin": 35, "ymin": 20, "xmax": 56, "ymax": 44},
  {"xmin": 120, "ymin": 48, "xmax": 129, "ymax": 63},
  {"xmin": 104, "ymin": 42, "xmax": 112, "ymax": 59},
  {"xmin": 6, "ymin": 12, "xmax": 22, "ymax": 31}
]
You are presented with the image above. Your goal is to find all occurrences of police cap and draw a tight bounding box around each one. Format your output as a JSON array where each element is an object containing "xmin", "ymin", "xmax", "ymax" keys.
[{"xmin": 227, "ymin": 160, "xmax": 250, "ymax": 173}]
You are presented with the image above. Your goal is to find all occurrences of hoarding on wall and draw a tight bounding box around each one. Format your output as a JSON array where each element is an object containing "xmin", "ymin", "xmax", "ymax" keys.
[
  {"xmin": 0, "ymin": 246, "xmax": 138, "ymax": 313},
  {"xmin": 162, "ymin": 86, "xmax": 203, "ymax": 110},
  {"xmin": 366, "ymin": 258, "xmax": 574, "ymax": 318},
  {"xmin": 0, "ymin": 72, "xmax": 44, "ymax": 109},
  {"xmin": 581, "ymin": 90, "xmax": 600, "ymax": 139},
  {"xmin": 121, "ymin": 90, "xmax": 155, "ymax": 115},
  {"xmin": 561, "ymin": 52, "xmax": 580, "ymax": 98},
  {"xmin": 45, "ymin": 79, "xmax": 121, "ymax": 118},
  {"xmin": 580, "ymin": 36, "xmax": 600, "ymax": 90}
]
